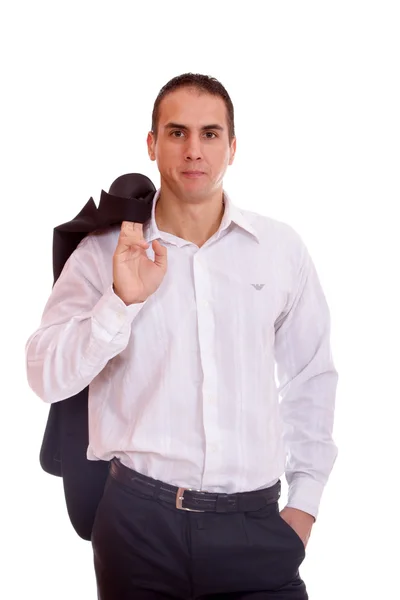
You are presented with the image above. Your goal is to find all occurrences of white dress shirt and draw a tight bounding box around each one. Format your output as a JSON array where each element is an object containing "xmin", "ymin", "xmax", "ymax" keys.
[{"xmin": 26, "ymin": 188, "xmax": 338, "ymax": 519}]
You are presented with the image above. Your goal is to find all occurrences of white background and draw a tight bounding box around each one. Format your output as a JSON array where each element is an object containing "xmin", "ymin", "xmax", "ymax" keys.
[{"xmin": 1, "ymin": 1, "xmax": 399, "ymax": 598}]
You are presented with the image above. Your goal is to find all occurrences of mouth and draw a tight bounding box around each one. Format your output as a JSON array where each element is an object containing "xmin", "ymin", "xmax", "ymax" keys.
[{"xmin": 182, "ymin": 171, "xmax": 205, "ymax": 178}]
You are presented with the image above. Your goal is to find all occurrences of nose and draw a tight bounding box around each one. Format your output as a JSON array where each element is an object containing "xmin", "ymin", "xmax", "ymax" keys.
[{"xmin": 184, "ymin": 136, "xmax": 203, "ymax": 161}]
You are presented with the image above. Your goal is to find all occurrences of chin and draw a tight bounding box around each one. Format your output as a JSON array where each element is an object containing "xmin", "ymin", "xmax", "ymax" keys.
[
  {"xmin": 167, "ymin": 177, "xmax": 211, "ymax": 199},
  {"xmin": 183, "ymin": 184, "xmax": 210, "ymax": 196}
]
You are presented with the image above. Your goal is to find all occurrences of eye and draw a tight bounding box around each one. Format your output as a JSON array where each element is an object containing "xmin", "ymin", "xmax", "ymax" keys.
[
  {"xmin": 171, "ymin": 130, "xmax": 184, "ymax": 138},
  {"xmin": 204, "ymin": 131, "xmax": 217, "ymax": 139}
]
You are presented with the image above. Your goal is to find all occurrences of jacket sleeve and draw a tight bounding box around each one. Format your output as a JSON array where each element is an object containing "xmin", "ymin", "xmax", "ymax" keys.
[
  {"xmin": 274, "ymin": 235, "xmax": 339, "ymax": 520},
  {"xmin": 25, "ymin": 234, "xmax": 147, "ymax": 403}
]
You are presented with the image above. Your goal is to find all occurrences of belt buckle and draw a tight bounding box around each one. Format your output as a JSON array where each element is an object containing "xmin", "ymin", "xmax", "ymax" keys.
[{"xmin": 176, "ymin": 487, "xmax": 205, "ymax": 512}]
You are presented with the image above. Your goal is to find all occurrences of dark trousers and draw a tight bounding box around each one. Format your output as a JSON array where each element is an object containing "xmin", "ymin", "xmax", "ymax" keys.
[{"xmin": 91, "ymin": 464, "xmax": 308, "ymax": 599}]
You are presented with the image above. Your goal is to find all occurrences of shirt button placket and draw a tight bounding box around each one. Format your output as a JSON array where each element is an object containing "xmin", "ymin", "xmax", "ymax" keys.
[{"xmin": 193, "ymin": 255, "xmax": 220, "ymax": 487}]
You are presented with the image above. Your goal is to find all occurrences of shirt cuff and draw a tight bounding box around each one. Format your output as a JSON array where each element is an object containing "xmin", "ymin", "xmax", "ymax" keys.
[
  {"xmin": 91, "ymin": 284, "xmax": 147, "ymax": 342},
  {"xmin": 286, "ymin": 475, "xmax": 325, "ymax": 521}
]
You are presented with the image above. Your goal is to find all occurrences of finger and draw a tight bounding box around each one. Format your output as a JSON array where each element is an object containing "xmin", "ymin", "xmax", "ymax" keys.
[
  {"xmin": 119, "ymin": 221, "xmax": 144, "ymax": 242},
  {"xmin": 121, "ymin": 221, "xmax": 143, "ymax": 232},
  {"xmin": 152, "ymin": 239, "xmax": 167, "ymax": 269},
  {"xmin": 115, "ymin": 226, "xmax": 148, "ymax": 254},
  {"xmin": 114, "ymin": 242, "xmax": 148, "ymax": 259}
]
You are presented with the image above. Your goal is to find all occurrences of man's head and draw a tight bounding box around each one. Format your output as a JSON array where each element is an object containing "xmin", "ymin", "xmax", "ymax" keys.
[{"xmin": 147, "ymin": 73, "xmax": 236, "ymax": 201}]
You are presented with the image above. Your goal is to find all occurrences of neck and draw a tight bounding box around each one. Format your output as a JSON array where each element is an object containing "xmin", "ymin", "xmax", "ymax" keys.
[{"xmin": 155, "ymin": 185, "xmax": 225, "ymax": 248}]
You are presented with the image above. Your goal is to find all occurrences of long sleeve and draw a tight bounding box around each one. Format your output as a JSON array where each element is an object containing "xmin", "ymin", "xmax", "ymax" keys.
[
  {"xmin": 274, "ymin": 237, "xmax": 338, "ymax": 520},
  {"xmin": 25, "ymin": 234, "xmax": 146, "ymax": 404}
]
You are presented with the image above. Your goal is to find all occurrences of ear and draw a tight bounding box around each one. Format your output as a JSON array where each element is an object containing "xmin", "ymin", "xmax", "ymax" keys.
[
  {"xmin": 147, "ymin": 131, "xmax": 156, "ymax": 161},
  {"xmin": 228, "ymin": 137, "xmax": 236, "ymax": 166}
]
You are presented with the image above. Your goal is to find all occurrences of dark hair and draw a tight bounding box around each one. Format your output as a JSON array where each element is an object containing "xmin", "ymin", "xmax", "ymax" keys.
[{"xmin": 151, "ymin": 73, "xmax": 235, "ymax": 142}]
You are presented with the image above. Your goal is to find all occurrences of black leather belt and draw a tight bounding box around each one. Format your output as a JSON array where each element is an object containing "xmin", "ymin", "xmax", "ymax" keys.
[{"xmin": 109, "ymin": 458, "xmax": 281, "ymax": 513}]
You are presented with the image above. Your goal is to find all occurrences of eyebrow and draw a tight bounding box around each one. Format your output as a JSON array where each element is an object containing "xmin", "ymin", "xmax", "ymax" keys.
[{"xmin": 164, "ymin": 122, "xmax": 224, "ymax": 132}]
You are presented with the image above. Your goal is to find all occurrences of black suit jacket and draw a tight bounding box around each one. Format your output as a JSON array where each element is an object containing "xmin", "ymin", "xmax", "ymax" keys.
[{"xmin": 39, "ymin": 173, "xmax": 155, "ymax": 540}]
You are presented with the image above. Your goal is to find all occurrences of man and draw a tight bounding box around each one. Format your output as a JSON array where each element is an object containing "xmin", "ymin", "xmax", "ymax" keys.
[{"xmin": 26, "ymin": 73, "xmax": 338, "ymax": 599}]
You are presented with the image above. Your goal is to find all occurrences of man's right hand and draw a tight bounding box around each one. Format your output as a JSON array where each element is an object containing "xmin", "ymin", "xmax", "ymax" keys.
[{"xmin": 112, "ymin": 221, "xmax": 168, "ymax": 305}]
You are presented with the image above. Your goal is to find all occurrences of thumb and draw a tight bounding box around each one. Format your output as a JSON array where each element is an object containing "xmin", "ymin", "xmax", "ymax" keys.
[{"xmin": 152, "ymin": 239, "xmax": 168, "ymax": 270}]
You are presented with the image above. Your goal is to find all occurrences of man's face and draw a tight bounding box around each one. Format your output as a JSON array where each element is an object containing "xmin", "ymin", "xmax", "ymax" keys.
[{"xmin": 147, "ymin": 87, "xmax": 236, "ymax": 201}]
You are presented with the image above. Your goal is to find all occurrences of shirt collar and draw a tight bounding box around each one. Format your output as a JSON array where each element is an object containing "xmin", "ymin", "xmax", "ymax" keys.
[{"xmin": 143, "ymin": 188, "xmax": 260, "ymax": 246}]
